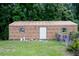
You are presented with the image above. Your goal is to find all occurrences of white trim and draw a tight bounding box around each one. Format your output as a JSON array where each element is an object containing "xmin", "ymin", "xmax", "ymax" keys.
[{"xmin": 39, "ymin": 27, "xmax": 47, "ymax": 39}]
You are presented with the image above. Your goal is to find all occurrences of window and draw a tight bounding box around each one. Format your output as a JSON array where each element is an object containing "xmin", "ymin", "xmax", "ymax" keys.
[
  {"xmin": 62, "ymin": 28, "xmax": 67, "ymax": 32},
  {"xmin": 19, "ymin": 26, "xmax": 25, "ymax": 32}
]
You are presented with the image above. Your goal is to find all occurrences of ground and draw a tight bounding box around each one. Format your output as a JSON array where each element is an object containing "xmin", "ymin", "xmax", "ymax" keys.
[{"xmin": 0, "ymin": 40, "xmax": 72, "ymax": 56}]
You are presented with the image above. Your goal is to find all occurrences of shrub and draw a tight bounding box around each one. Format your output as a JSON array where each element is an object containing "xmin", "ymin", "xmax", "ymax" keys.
[
  {"xmin": 69, "ymin": 32, "xmax": 79, "ymax": 41},
  {"xmin": 67, "ymin": 33, "xmax": 79, "ymax": 56}
]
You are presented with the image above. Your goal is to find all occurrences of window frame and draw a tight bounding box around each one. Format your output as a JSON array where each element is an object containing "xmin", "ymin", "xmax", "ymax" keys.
[
  {"xmin": 61, "ymin": 27, "xmax": 67, "ymax": 32},
  {"xmin": 19, "ymin": 26, "xmax": 25, "ymax": 33}
]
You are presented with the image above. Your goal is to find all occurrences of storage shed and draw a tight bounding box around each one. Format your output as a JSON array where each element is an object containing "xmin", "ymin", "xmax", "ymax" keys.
[{"xmin": 9, "ymin": 21, "xmax": 78, "ymax": 40}]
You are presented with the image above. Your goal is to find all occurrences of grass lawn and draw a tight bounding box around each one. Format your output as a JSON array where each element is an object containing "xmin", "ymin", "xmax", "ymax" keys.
[{"xmin": 0, "ymin": 40, "xmax": 71, "ymax": 56}]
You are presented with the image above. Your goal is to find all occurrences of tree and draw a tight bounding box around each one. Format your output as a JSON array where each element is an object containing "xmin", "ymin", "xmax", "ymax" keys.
[{"xmin": 0, "ymin": 3, "xmax": 78, "ymax": 40}]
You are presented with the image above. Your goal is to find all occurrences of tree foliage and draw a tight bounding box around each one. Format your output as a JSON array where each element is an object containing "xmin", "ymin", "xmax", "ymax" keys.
[{"xmin": 0, "ymin": 3, "xmax": 79, "ymax": 40}]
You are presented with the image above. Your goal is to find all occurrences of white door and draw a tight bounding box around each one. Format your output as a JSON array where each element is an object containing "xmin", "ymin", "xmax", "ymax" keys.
[{"xmin": 39, "ymin": 27, "xmax": 47, "ymax": 39}]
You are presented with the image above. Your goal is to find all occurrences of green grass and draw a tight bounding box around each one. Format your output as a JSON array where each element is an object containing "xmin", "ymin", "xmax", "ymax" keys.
[{"xmin": 0, "ymin": 40, "xmax": 70, "ymax": 56}]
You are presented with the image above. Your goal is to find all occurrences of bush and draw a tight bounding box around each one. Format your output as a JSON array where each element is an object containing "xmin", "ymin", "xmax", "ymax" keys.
[
  {"xmin": 67, "ymin": 38, "xmax": 79, "ymax": 56},
  {"xmin": 69, "ymin": 32, "xmax": 79, "ymax": 40},
  {"xmin": 67, "ymin": 32, "xmax": 79, "ymax": 56}
]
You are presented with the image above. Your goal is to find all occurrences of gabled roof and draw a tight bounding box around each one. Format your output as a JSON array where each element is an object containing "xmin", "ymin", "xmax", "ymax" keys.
[{"xmin": 9, "ymin": 21, "xmax": 77, "ymax": 26}]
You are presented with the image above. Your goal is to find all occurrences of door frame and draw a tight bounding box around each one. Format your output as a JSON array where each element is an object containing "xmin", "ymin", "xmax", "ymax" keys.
[{"xmin": 39, "ymin": 27, "xmax": 47, "ymax": 39}]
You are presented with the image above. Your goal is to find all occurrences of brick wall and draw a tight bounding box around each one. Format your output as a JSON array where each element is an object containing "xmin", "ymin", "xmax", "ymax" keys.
[{"xmin": 9, "ymin": 25, "xmax": 77, "ymax": 40}]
